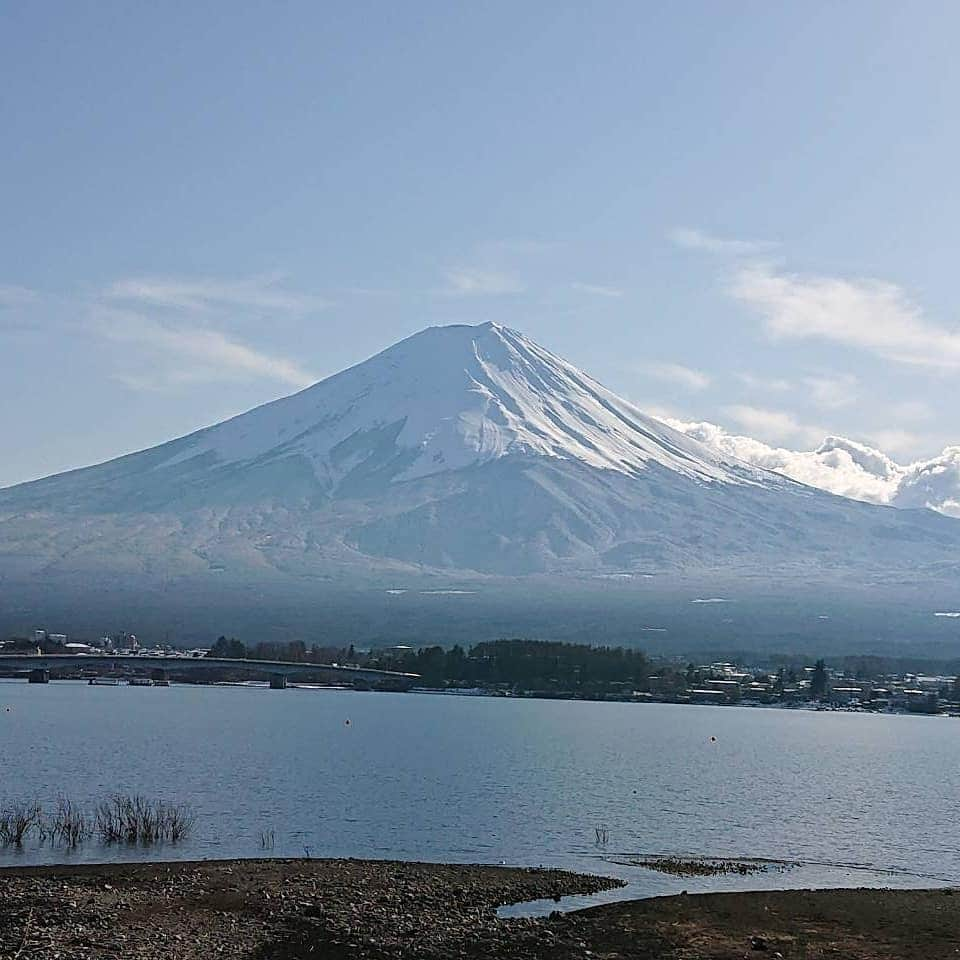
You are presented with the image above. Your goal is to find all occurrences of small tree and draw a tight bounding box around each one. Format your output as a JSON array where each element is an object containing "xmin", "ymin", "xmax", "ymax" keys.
[{"xmin": 207, "ymin": 636, "xmax": 247, "ymax": 659}]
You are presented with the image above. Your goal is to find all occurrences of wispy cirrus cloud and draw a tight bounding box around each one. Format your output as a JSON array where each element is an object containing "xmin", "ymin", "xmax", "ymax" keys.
[
  {"xmin": 888, "ymin": 400, "xmax": 933, "ymax": 424},
  {"xmin": 731, "ymin": 263, "xmax": 960, "ymax": 370},
  {"xmin": 0, "ymin": 284, "xmax": 48, "ymax": 332},
  {"xmin": 675, "ymin": 225, "xmax": 960, "ymax": 372},
  {"xmin": 105, "ymin": 272, "xmax": 327, "ymax": 314},
  {"xmin": 721, "ymin": 404, "xmax": 826, "ymax": 447},
  {"xmin": 92, "ymin": 307, "xmax": 316, "ymax": 390},
  {"xmin": 91, "ymin": 271, "xmax": 326, "ymax": 390},
  {"xmin": 2, "ymin": 274, "xmax": 321, "ymax": 390},
  {"xmin": 0, "ymin": 284, "xmax": 40, "ymax": 308},
  {"xmin": 736, "ymin": 372, "xmax": 792, "ymax": 392},
  {"xmin": 669, "ymin": 227, "xmax": 776, "ymax": 257},
  {"xmin": 435, "ymin": 238, "xmax": 566, "ymax": 299},
  {"xmin": 437, "ymin": 267, "xmax": 525, "ymax": 297},
  {"xmin": 646, "ymin": 362, "xmax": 711, "ymax": 391},
  {"xmin": 570, "ymin": 281, "xmax": 624, "ymax": 298},
  {"xmin": 802, "ymin": 373, "xmax": 859, "ymax": 410}
]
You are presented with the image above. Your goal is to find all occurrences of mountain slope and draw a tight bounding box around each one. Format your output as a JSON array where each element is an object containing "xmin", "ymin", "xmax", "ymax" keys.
[
  {"xmin": 1, "ymin": 322, "xmax": 959, "ymax": 644},
  {"xmin": 2, "ymin": 323, "xmax": 771, "ymax": 514}
]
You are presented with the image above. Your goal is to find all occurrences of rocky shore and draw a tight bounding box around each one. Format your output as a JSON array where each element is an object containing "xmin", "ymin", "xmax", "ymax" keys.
[
  {"xmin": 1, "ymin": 858, "xmax": 957, "ymax": 959},
  {"xmin": 0, "ymin": 857, "xmax": 620, "ymax": 959}
]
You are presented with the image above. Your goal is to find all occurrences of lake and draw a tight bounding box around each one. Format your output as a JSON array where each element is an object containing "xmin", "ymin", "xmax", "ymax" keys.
[{"xmin": 2, "ymin": 680, "xmax": 958, "ymax": 901}]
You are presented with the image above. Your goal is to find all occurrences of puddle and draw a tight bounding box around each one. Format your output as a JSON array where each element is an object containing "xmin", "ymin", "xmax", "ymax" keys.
[
  {"xmin": 497, "ymin": 883, "xmax": 635, "ymax": 919},
  {"xmin": 497, "ymin": 853, "xmax": 959, "ymax": 919}
]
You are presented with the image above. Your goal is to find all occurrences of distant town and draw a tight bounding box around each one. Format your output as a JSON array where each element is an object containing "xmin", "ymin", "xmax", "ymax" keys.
[{"xmin": 2, "ymin": 629, "xmax": 958, "ymax": 715}]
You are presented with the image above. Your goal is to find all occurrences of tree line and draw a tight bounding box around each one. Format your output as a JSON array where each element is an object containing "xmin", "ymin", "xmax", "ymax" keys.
[{"xmin": 206, "ymin": 636, "xmax": 651, "ymax": 692}]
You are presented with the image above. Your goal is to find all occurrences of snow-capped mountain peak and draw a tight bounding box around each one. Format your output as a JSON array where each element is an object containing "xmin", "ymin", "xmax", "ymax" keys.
[
  {"xmin": 154, "ymin": 321, "xmax": 762, "ymax": 491},
  {"xmin": 3, "ymin": 321, "xmax": 960, "ymax": 641}
]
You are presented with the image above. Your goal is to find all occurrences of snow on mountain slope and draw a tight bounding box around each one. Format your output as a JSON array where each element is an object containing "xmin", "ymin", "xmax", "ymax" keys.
[
  {"xmin": 150, "ymin": 321, "xmax": 767, "ymax": 489},
  {"xmin": 1, "ymin": 322, "xmax": 959, "ymax": 592},
  {"xmin": 0, "ymin": 322, "xmax": 777, "ymax": 514}
]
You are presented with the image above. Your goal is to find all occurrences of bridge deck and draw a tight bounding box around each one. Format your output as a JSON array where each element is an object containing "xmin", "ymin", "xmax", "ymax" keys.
[{"xmin": 0, "ymin": 654, "xmax": 418, "ymax": 682}]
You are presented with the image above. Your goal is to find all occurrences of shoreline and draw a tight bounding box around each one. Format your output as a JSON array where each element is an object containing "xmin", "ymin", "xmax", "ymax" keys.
[
  {"xmin": 1, "ymin": 857, "xmax": 957, "ymax": 959},
  {"xmin": 3, "ymin": 675, "xmax": 950, "ymax": 718}
]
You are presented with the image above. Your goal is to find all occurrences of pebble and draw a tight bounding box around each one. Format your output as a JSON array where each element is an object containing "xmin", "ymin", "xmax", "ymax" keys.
[{"xmin": 0, "ymin": 858, "xmax": 621, "ymax": 959}]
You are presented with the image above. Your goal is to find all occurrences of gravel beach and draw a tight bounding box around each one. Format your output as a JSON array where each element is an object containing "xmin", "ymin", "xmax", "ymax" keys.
[
  {"xmin": 0, "ymin": 857, "xmax": 620, "ymax": 959},
  {"xmin": 1, "ymin": 858, "xmax": 957, "ymax": 959}
]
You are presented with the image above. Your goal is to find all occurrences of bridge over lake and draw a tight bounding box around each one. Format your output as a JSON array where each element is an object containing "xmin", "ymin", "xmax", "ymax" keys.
[{"xmin": 0, "ymin": 654, "xmax": 419, "ymax": 689}]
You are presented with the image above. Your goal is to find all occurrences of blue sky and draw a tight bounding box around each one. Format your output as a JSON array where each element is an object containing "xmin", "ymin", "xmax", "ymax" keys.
[{"xmin": 3, "ymin": 1, "xmax": 960, "ymax": 488}]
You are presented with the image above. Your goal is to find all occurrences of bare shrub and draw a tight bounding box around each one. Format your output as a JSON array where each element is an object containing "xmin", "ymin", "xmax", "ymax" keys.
[
  {"xmin": 164, "ymin": 801, "xmax": 196, "ymax": 842},
  {"xmin": 0, "ymin": 795, "xmax": 195, "ymax": 848},
  {"xmin": 0, "ymin": 802, "xmax": 41, "ymax": 845},
  {"xmin": 95, "ymin": 795, "xmax": 196, "ymax": 845},
  {"xmin": 51, "ymin": 798, "xmax": 92, "ymax": 847}
]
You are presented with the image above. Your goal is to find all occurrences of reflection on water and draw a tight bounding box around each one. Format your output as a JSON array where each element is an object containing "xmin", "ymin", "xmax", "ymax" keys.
[{"xmin": 2, "ymin": 680, "xmax": 958, "ymax": 898}]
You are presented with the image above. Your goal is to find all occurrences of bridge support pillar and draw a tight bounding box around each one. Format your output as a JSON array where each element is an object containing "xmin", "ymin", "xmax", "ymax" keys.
[
  {"xmin": 269, "ymin": 673, "xmax": 288, "ymax": 690},
  {"xmin": 28, "ymin": 668, "xmax": 50, "ymax": 684}
]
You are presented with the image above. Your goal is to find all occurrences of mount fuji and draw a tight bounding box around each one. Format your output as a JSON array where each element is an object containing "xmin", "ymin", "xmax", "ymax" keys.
[{"xmin": 2, "ymin": 322, "xmax": 959, "ymax": 648}]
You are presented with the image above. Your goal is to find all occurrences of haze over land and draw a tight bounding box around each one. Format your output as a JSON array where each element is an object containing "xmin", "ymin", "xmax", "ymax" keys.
[{"xmin": 2, "ymin": 323, "xmax": 959, "ymax": 651}]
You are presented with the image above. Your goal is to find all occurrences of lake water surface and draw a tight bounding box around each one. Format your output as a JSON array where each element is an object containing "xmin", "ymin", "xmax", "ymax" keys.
[{"xmin": 2, "ymin": 680, "xmax": 958, "ymax": 900}]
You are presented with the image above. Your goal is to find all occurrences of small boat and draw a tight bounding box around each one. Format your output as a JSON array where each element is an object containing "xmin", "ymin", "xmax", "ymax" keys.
[
  {"xmin": 88, "ymin": 677, "xmax": 120, "ymax": 686},
  {"xmin": 153, "ymin": 679, "xmax": 171, "ymax": 687},
  {"xmin": 128, "ymin": 677, "xmax": 153, "ymax": 686}
]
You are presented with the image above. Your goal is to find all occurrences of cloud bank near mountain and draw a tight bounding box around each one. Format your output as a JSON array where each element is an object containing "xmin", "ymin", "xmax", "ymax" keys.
[{"xmin": 666, "ymin": 418, "xmax": 960, "ymax": 518}]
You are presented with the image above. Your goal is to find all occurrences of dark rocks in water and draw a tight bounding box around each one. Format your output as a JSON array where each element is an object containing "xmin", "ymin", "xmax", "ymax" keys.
[{"xmin": 630, "ymin": 856, "xmax": 792, "ymax": 878}]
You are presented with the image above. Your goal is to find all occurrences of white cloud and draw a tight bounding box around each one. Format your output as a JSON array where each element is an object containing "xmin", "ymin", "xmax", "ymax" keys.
[
  {"xmin": 802, "ymin": 373, "xmax": 859, "ymax": 410},
  {"xmin": 869, "ymin": 428, "xmax": 923, "ymax": 458},
  {"xmin": 669, "ymin": 227, "xmax": 775, "ymax": 256},
  {"xmin": 667, "ymin": 417, "xmax": 902, "ymax": 502},
  {"xmin": 570, "ymin": 281, "xmax": 624, "ymax": 298},
  {"xmin": 721, "ymin": 404, "xmax": 825, "ymax": 446},
  {"xmin": 892, "ymin": 447, "xmax": 960, "ymax": 518},
  {"xmin": 0, "ymin": 285, "xmax": 51, "ymax": 333},
  {"xmin": 636, "ymin": 402, "xmax": 685, "ymax": 424},
  {"xmin": 92, "ymin": 308, "xmax": 316, "ymax": 390},
  {"xmin": 663, "ymin": 415, "xmax": 960, "ymax": 518},
  {"xmin": 658, "ymin": 229, "xmax": 960, "ymax": 512},
  {"xmin": 736, "ymin": 372, "xmax": 792, "ymax": 392},
  {"xmin": 737, "ymin": 373, "xmax": 791, "ymax": 392},
  {"xmin": 478, "ymin": 238, "xmax": 561, "ymax": 257},
  {"xmin": 438, "ymin": 268, "xmax": 525, "ymax": 297},
  {"xmin": 88, "ymin": 271, "xmax": 327, "ymax": 390},
  {"xmin": 106, "ymin": 273, "xmax": 327, "ymax": 314},
  {"xmin": 645, "ymin": 362, "xmax": 711, "ymax": 391},
  {"xmin": 731, "ymin": 263, "xmax": 960, "ymax": 370},
  {"xmin": 0, "ymin": 285, "xmax": 40, "ymax": 308},
  {"xmin": 887, "ymin": 400, "xmax": 933, "ymax": 424}
]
